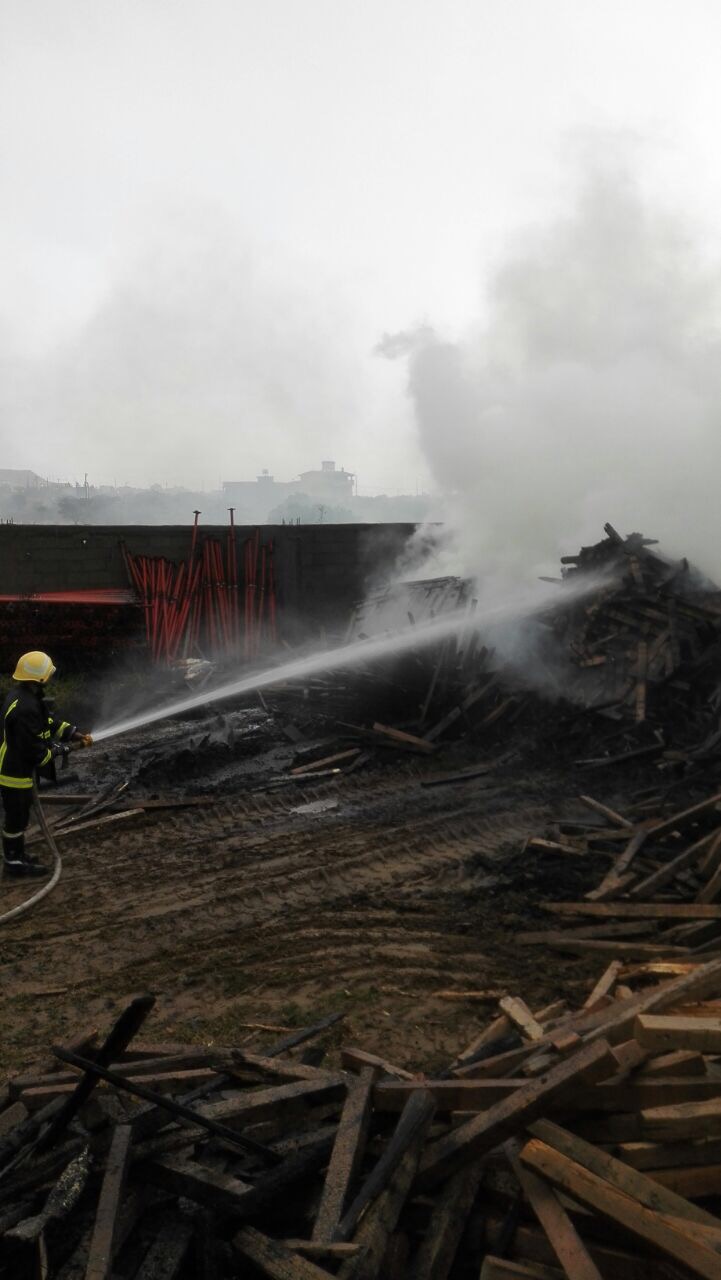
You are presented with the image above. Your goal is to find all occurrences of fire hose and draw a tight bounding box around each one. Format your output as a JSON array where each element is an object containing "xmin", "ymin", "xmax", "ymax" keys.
[
  {"xmin": 0, "ymin": 790, "xmax": 62, "ymax": 926},
  {"xmin": 0, "ymin": 738, "xmax": 90, "ymax": 927}
]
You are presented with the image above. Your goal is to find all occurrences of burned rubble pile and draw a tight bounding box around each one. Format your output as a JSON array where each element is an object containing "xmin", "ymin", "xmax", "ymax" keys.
[
  {"xmin": 7, "ymin": 965, "xmax": 721, "ymax": 1278},
  {"xmin": 296, "ymin": 522, "xmax": 721, "ymax": 774}
]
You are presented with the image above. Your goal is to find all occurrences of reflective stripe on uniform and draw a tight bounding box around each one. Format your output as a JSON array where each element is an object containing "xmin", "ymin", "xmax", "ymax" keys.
[
  {"xmin": 0, "ymin": 699, "xmax": 18, "ymax": 779},
  {"xmin": 0, "ymin": 696, "xmax": 51, "ymax": 785},
  {"xmin": 59, "ymin": 721, "xmax": 70, "ymax": 736}
]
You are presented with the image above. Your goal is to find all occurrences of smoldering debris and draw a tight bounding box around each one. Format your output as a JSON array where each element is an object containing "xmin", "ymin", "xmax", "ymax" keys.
[
  {"xmin": 325, "ymin": 520, "xmax": 721, "ymax": 774},
  {"xmin": 86, "ymin": 521, "xmax": 721, "ymax": 798}
]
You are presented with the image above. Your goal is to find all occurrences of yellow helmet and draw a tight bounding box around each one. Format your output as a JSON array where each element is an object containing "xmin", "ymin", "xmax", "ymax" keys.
[{"xmin": 13, "ymin": 651, "xmax": 56, "ymax": 683}]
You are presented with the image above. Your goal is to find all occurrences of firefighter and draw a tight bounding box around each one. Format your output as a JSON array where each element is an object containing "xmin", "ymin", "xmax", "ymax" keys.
[{"xmin": 1, "ymin": 651, "xmax": 93, "ymax": 878}]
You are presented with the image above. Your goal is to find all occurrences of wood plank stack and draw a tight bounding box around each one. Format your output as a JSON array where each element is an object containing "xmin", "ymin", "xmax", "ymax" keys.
[{"xmin": 9, "ymin": 965, "xmax": 721, "ymax": 1277}]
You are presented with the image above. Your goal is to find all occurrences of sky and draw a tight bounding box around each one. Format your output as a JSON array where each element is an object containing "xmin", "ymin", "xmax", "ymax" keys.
[{"xmin": 3, "ymin": 0, "xmax": 721, "ymax": 518}]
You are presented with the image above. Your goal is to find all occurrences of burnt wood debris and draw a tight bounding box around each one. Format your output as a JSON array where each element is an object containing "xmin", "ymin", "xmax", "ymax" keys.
[{"xmin": 9, "ymin": 524, "xmax": 721, "ymax": 1275}]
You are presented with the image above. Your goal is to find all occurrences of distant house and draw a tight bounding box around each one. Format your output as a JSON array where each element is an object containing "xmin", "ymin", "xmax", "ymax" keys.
[
  {"xmin": 0, "ymin": 469, "xmax": 44, "ymax": 489},
  {"xmin": 223, "ymin": 461, "xmax": 355, "ymax": 520}
]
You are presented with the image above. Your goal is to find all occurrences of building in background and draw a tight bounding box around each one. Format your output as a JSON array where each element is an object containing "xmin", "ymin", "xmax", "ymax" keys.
[
  {"xmin": 0, "ymin": 469, "xmax": 44, "ymax": 489},
  {"xmin": 223, "ymin": 460, "xmax": 355, "ymax": 521}
]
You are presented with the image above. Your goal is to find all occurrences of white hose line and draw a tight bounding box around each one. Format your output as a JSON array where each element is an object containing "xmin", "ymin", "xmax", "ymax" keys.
[{"xmin": 0, "ymin": 789, "xmax": 62, "ymax": 926}]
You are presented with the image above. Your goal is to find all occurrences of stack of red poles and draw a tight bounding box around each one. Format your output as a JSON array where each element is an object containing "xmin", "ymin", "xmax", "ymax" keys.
[
  {"xmin": 242, "ymin": 532, "xmax": 277, "ymax": 658},
  {"xmin": 123, "ymin": 514, "xmax": 277, "ymax": 665}
]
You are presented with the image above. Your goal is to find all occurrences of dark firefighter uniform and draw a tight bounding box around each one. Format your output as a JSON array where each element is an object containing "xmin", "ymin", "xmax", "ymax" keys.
[{"xmin": 1, "ymin": 651, "xmax": 91, "ymax": 877}]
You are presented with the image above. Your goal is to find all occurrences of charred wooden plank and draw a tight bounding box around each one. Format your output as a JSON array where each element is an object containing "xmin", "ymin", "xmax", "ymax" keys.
[
  {"xmin": 337, "ymin": 1089, "xmax": 436, "ymax": 1243},
  {"xmin": 635, "ymin": 1013, "xmax": 721, "ymax": 1053},
  {"xmin": 84, "ymin": 1123, "xmax": 133, "ymax": 1280},
  {"xmin": 133, "ymin": 1214, "xmax": 194, "ymax": 1280},
  {"xmin": 312, "ymin": 1067, "xmax": 375, "ymax": 1243},
  {"xmin": 630, "ymin": 830, "xmax": 720, "ymax": 899},
  {"xmin": 415, "ymin": 1040, "xmax": 615, "ymax": 1190},
  {"xmin": 337, "ymin": 1090, "xmax": 436, "ymax": 1280},
  {"xmin": 340, "ymin": 1048, "xmax": 416, "ymax": 1080},
  {"xmin": 52, "ymin": 1046, "xmax": 280, "ymax": 1164},
  {"xmin": 234, "ymin": 1226, "xmax": 335, "ymax": 1279},
  {"xmin": 507, "ymin": 1140, "xmax": 603, "ymax": 1280},
  {"xmin": 408, "ymin": 1158, "xmax": 484, "ymax": 1280},
  {"xmin": 261, "ymin": 1012, "xmax": 345, "ymax": 1057},
  {"xmin": 37, "ymin": 994, "xmax": 155, "ymax": 1153},
  {"xmin": 521, "ymin": 1136, "xmax": 721, "ymax": 1278},
  {"xmin": 529, "ymin": 1119, "xmax": 720, "ymax": 1229},
  {"xmin": 197, "ymin": 1077, "xmax": 346, "ymax": 1131},
  {"xmin": 543, "ymin": 901, "xmax": 721, "ymax": 919}
]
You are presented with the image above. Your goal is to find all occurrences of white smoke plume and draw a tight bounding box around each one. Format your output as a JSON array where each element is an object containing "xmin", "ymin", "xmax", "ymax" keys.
[{"xmin": 378, "ymin": 155, "xmax": 721, "ymax": 585}]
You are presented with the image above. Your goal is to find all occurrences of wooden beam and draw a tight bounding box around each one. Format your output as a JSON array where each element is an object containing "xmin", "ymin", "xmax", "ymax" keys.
[
  {"xmin": 639, "ymin": 1049, "xmax": 705, "ymax": 1077},
  {"xmin": 338, "ymin": 1089, "xmax": 436, "ymax": 1242},
  {"xmin": 530, "ymin": 1119, "xmax": 721, "ymax": 1230},
  {"xmin": 134, "ymin": 1216, "xmax": 193, "ymax": 1280},
  {"xmin": 499, "ymin": 997, "xmax": 546, "ymax": 1042},
  {"xmin": 520, "ymin": 1137, "xmax": 721, "ymax": 1279},
  {"xmin": 197, "ymin": 1077, "xmax": 346, "ymax": 1129},
  {"xmin": 484, "ymin": 1216, "xmax": 662, "ymax": 1280},
  {"xmin": 583, "ymin": 962, "xmax": 622, "ymax": 1011},
  {"xmin": 415, "ymin": 1039, "xmax": 615, "ymax": 1191},
  {"xmin": 408, "ymin": 1159, "xmax": 484, "ymax": 1280},
  {"xmin": 648, "ymin": 791, "xmax": 721, "ymax": 841},
  {"xmin": 234, "ymin": 1226, "xmax": 335, "ymax": 1279},
  {"xmin": 697, "ymin": 841, "xmax": 721, "ymax": 903},
  {"xmin": 371, "ymin": 723, "xmax": 435, "ymax": 753},
  {"xmin": 53, "ymin": 1047, "xmax": 281, "ymax": 1163},
  {"xmin": 647, "ymin": 1165, "xmax": 721, "ymax": 1198},
  {"xmin": 518, "ymin": 937, "xmax": 690, "ymax": 958},
  {"xmin": 635, "ymin": 1014, "xmax": 721, "ymax": 1054},
  {"xmin": 481, "ymin": 1261, "xmax": 562, "ymax": 1279},
  {"xmin": 640, "ymin": 1097, "xmax": 721, "ymax": 1142},
  {"xmin": 337, "ymin": 1091, "xmax": 436, "ymax": 1280},
  {"xmin": 312, "ymin": 1068, "xmax": 375, "ymax": 1243},
  {"xmin": 578, "ymin": 795, "xmax": 633, "ymax": 829},
  {"xmin": 507, "ymin": 1142, "xmax": 603, "ymax": 1280},
  {"xmin": 575, "ymin": 958, "xmax": 721, "ymax": 1046},
  {"xmin": 617, "ymin": 1137, "xmax": 721, "ymax": 1171},
  {"xmin": 543, "ymin": 902, "xmax": 721, "ymax": 919},
  {"xmin": 585, "ymin": 830, "xmax": 649, "ymax": 902},
  {"xmin": 38, "ymin": 994, "xmax": 155, "ymax": 1152},
  {"xmin": 630, "ymin": 830, "xmax": 719, "ymax": 899},
  {"xmin": 84, "ymin": 1123, "xmax": 133, "ymax": 1280},
  {"xmin": 341, "ymin": 1048, "xmax": 416, "ymax": 1080}
]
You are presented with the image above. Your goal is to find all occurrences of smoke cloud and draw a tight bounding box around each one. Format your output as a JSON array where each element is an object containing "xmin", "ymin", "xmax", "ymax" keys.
[
  {"xmin": 1, "ymin": 213, "xmax": 369, "ymax": 492},
  {"xmin": 378, "ymin": 156, "xmax": 721, "ymax": 582}
]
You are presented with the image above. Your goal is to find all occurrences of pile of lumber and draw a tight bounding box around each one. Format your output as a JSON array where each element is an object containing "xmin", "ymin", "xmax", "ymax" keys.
[
  {"xmin": 543, "ymin": 523, "xmax": 721, "ymax": 748},
  {"xmin": 10, "ymin": 964, "xmax": 721, "ymax": 1277},
  {"xmin": 522, "ymin": 783, "xmax": 721, "ymax": 962},
  {"xmin": 272, "ymin": 523, "xmax": 721, "ymax": 770}
]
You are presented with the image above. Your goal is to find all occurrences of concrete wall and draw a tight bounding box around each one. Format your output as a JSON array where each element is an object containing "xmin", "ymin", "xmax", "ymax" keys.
[{"xmin": 0, "ymin": 523, "xmax": 416, "ymax": 643}]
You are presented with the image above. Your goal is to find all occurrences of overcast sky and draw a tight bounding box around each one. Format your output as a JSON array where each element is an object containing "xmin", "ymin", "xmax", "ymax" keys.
[{"xmin": 3, "ymin": 0, "xmax": 721, "ymax": 494}]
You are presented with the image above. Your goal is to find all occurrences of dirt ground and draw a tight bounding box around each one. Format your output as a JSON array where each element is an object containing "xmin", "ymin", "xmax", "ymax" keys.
[{"xmin": 0, "ymin": 703, "xmax": 610, "ymax": 1078}]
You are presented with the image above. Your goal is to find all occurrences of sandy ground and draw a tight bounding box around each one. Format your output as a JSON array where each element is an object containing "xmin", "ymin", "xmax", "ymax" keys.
[{"xmin": 0, "ymin": 709, "xmax": 604, "ymax": 1077}]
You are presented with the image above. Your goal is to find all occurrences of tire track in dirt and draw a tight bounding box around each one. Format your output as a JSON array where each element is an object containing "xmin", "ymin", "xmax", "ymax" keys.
[{"xmin": 0, "ymin": 763, "xmax": 579, "ymax": 1075}]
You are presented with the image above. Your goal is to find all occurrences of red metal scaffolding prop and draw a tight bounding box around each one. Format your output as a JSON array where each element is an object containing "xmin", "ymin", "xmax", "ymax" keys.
[{"xmin": 122, "ymin": 513, "xmax": 276, "ymax": 665}]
